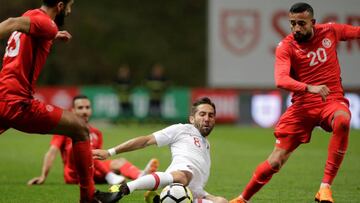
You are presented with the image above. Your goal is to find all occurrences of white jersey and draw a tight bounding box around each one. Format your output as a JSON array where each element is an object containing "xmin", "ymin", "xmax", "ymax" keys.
[{"xmin": 153, "ymin": 123, "xmax": 211, "ymax": 198}]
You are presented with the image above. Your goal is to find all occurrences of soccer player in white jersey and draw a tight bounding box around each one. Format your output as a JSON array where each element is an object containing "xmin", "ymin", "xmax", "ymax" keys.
[{"xmin": 92, "ymin": 97, "xmax": 228, "ymax": 203}]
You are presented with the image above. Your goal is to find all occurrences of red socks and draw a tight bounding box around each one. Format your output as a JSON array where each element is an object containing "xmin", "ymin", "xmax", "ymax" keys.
[
  {"xmin": 119, "ymin": 161, "xmax": 141, "ymax": 180},
  {"xmin": 242, "ymin": 161, "xmax": 279, "ymax": 200},
  {"xmin": 323, "ymin": 115, "xmax": 350, "ymax": 184},
  {"xmin": 94, "ymin": 159, "xmax": 111, "ymax": 175},
  {"xmin": 72, "ymin": 140, "xmax": 95, "ymax": 203}
]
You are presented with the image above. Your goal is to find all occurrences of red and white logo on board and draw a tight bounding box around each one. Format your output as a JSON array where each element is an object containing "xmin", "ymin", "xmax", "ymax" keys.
[{"xmin": 220, "ymin": 9, "xmax": 260, "ymax": 55}]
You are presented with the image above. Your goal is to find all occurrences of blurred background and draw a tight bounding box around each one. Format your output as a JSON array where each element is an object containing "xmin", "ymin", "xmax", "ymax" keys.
[{"xmin": 1, "ymin": 0, "xmax": 360, "ymax": 128}]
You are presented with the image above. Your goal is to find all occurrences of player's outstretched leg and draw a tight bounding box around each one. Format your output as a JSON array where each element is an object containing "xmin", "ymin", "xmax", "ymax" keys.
[
  {"xmin": 108, "ymin": 172, "xmax": 173, "ymax": 201},
  {"xmin": 93, "ymin": 190, "xmax": 125, "ymax": 203}
]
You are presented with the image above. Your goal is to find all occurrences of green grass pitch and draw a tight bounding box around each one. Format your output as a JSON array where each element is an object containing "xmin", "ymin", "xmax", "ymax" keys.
[{"xmin": 0, "ymin": 124, "xmax": 359, "ymax": 203}]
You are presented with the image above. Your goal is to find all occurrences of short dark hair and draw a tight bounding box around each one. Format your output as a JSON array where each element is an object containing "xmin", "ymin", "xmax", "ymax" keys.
[
  {"xmin": 72, "ymin": 95, "xmax": 89, "ymax": 106},
  {"xmin": 289, "ymin": 2, "xmax": 314, "ymax": 17},
  {"xmin": 43, "ymin": 0, "xmax": 70, "ymax": 7},
  {"xmin": 191, "ymin": 97, "xmax": 216, "ymax": 116}
]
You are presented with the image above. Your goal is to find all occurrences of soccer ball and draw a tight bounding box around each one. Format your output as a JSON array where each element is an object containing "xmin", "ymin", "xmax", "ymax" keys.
[{"xmin": 160, "ymin": 183, "xmax": 193, "ymax": 203}]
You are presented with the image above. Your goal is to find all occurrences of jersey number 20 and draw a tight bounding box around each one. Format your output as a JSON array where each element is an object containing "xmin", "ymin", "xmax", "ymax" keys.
[{"xmin": 307, "ymin": 48, "xmax": 327, "ymax": 67}]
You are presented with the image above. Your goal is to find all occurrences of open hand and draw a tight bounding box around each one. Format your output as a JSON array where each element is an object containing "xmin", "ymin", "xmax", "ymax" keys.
[
  {"xmin": 92, "ymin": 149, "xmax": 110, "ymax": 160},
  {"xmin": 27, "ymin": 176, "xmax": 45, "ymax": 185},
  {"xmin": 307, "ymin": 84, "xmax": 330, "ymax": 102},
  {"xmin": 55, "ymin": 30, "xmax": 72, "ymax": 42}
]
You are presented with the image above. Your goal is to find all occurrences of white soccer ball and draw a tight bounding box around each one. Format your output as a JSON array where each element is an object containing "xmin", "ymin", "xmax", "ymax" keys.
[{"xmin": 160, "ymin": 183, "xmax": 193, "ymax": 203}]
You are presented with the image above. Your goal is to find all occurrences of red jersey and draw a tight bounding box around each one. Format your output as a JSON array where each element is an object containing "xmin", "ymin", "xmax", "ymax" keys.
[
  {"xmin": 50, "ymin": 125, "xmax": 103, "ymax": 173},
  {"xmin": 0, "ymin": 9, "xmax": 58, "ymax": 100},
  {"xmin": 275, "ymin": 23, "xmax": 360, "ymax": 103}
]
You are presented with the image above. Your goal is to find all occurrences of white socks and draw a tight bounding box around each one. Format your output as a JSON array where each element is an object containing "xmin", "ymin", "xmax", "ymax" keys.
[
  {"xmin": 127, "ymin": 172, "xmax": 173, "ymax": 193},
  {"xmin": 320, "ymin": 183, "xmax": 331, "ymax": 189},
  {"xmin": 105, "ymin": 172, "xmax": 125, "ymax": 185},
  {"xmin": 194, "ymin": 199, "xmax": 213, "ymax": 203}
]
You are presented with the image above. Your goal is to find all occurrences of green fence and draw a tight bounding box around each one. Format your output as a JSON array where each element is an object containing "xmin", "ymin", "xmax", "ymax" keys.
[{"xmin": 80, "ymin": 86, "xmax": 190, "ymax": 122}]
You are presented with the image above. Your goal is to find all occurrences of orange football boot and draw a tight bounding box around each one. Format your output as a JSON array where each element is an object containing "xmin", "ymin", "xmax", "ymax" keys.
[
  {"xmin": 229, "ymin": 197, "xmax": 247, "ymax": 203},
  {"xmin": 314, "ymin": 187, "xmax": 334, "ymax": 203},
  {"xmin": 142, "ymin": 158, "xmax": 160, "ymax": 175}
]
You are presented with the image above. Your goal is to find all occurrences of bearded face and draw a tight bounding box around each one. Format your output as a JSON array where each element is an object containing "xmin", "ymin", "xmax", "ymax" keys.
[
  {"xmin": 289, "ymin": 11, "xmax": 314, "ymax": 43},
  {"xmin": 293, "ymin": 30, "xmax": 313, "ymax": 43},
  {"xmin": 190, "ymin": 104, "xmax": 216, "ymax": 137},
  {"xmin": 54, "ymin": 8, "xmax": 66, "ymax": 27}
]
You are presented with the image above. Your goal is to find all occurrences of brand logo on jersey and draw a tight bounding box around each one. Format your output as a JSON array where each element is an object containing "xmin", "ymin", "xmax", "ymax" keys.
[
  {"xmin": 221, "ymin": 9, "xmax": 260, "ymax": 55},
  {"xmin": 46, "ymin": 105, "xmax": 54, "ymax": 112},
  {"xmin": 275, "ymin": 139, "xmax": 280, "ymax": 144},
  {"xmin": 322, "ymin": 38, "xmax": 332, "ymax": 48}
]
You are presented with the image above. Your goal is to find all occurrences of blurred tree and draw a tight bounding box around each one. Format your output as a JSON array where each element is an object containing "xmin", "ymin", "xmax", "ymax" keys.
[{"xmin": 0, "ymin": 0, "xmax": 207, "ymax": 87}]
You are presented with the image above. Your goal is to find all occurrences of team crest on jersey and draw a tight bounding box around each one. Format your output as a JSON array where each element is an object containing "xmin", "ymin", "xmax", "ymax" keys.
[
  {"xmin": 46, "ymin": 105, "xmax": 54, "ymax": 112},
  {"xmin": 322, "ymin": 38, "xmax": 332, "ymax": 48}
]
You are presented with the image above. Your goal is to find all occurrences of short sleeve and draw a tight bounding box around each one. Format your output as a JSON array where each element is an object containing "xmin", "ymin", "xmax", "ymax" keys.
[
  {"xmin": 153, "ymin": 124, "xmax": 182, "ymax": 147},
  {"xmin": 50, "ymin": 135, "xmax": 65, "ymax": 149},
  {"xmin": 28, "ymin": 15, "xmax": 58, "ymax": 40}
]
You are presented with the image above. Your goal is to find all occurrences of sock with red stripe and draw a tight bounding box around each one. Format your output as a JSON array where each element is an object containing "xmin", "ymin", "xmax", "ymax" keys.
[
  {"xmin": 322, "ymin": 115, "xmax": 350, "ymax": 184},
  {"xmin": 119, "ymin": 161, "xmax": 141, "ymax": 179},
  {"xmin": 72, "ymin": 140, "xmax": 95, "ymax": 203},
  {"xmin": 127, "ymin": 172, "xmax": 173, "ymax": 193},
  {"xmin": 241, "ymin": 160, "xmax": 279, "ymax": 201}
]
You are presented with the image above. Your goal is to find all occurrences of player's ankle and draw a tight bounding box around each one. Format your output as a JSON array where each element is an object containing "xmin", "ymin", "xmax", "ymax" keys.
[
  {"xmin": 320, "ymin": 182, "xmax": 331, "ymax": 189},
  {"xmin": 105, "ymin": 172, "xmax": 125, "ymax": 185}
]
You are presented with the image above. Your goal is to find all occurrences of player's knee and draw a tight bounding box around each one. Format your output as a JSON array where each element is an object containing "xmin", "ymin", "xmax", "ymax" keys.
[
  {"xmin": 272, "ymin": 163, "xmax": 281, "ymax": 171},
  {"xmin": 172, "ymin": 171, "xmax": 192, "ymax": 186},
  {"xmin": 110, "ymin": 158, "xmax": 127, "ymax": 169},
  {"xmin": 268, "ymin": 156, "xmax": 285, "ymax": 171},
  {"xmin": 333, "ymin": 115, "xmax": 350, "ymax": 133}
]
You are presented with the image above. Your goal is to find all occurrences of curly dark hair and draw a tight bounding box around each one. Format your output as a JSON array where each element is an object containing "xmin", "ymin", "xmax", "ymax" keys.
[
  {"xmin": 289, "ymin": 2, "xmax": 314, "ymax": 17},
  {"xmin": 191, "ymin": 97, "xmax": 216, "ymax": 116}
]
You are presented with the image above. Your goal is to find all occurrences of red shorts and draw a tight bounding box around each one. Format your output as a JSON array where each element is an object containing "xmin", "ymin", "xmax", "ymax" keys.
[
  {"xmin": 0, "ymin": 99, "xmax": 63, "ymax": 134},
  {"xmin": 274, "ymin": 98, "xmax": 350, "ymax": 151}
]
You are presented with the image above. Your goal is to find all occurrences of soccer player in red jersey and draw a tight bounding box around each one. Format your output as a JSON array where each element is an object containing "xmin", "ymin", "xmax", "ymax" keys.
[
  {"xmin": 0, "ymin": 1, "xmax": 123, "ymax": 202},
  {"xmin": 230, "ymin": 2, "xmax": 360, "ymax": 203},
  {"xmin": 27, "ymin": 95, "xmax": 159, "ymax": 186}
]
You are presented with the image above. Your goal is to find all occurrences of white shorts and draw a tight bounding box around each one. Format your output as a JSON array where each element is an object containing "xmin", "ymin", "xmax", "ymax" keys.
[{"xmin": 165, "ymin": 159, "xmax": 208, "ymax": 198}]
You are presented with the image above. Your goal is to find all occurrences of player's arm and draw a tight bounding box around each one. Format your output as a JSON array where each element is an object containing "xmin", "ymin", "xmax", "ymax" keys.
[
  {"xmin": 331, "ymin": 23, "xmax": 360, "ymax": 40},
  {"xmin": 274, "ymin": 42, "xmax": 330, "ymax": 101},
  {"xmin": 0, "ymin": 16, "xmax": 30, "ymax": 39},
  {"xmin": 27, "ymin": 145, "xmax": 59, "ymax": 185},
  {"xmin": 274, "ymin": 42, "xmax": 307, "ymax": 92},
  {"xmin": 92, "ymin": 134, "xmax": 157, "ymax": 160}
]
